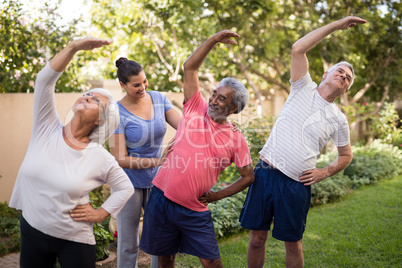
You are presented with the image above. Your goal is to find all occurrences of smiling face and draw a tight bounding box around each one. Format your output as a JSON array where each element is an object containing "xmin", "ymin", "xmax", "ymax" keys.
[
  {"xmin": 120, "ymin": 71, "xmax": 148, "ymax": 99},
  {"xmin": 207, "ymin": 86, "xmax": 238, "ymax": 121},
  {"xmin": 322, "ymin": 65, "xmax": 354, "ymax": 94},
  {"xmin": 73, "ymin": 92, "xmax": 109, "ymax": 125}
]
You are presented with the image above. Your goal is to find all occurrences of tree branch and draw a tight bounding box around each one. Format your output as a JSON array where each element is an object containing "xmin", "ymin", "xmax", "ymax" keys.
[
  {"xmin": 355, "ymin": 83, "xmax": 389, "ymax": 123},
  {"xmin": 170, "ymin": 28, "xmax": 182, "ymax": 83},
  {"xmin": 142, "ymin": 10, "xmax": 183, "ymax": 88},
  {"xmin": 271, "ymin": 58, "xmax": 284, "ymax": 76},
  {"xmin": 249, "ymin": 67, "xmax": 290, "ymax": 94},
  {"xmin": 349, "ymin": 51, "xmax": 395, "ymax": 105},
  {"xmin": 240, "ymin": 65, "xmax": 262, "ymax": 102}
]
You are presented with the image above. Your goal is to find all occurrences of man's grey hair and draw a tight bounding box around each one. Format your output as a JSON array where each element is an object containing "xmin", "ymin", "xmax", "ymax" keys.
[
  {"xmin": 88, "ymin": 88, "xmax": 120, "ymax": 145},
  {"xmin": 326, "ymin": 61, "xmax": 355, "ymax": 89},
  {"xmin": 217, "ymin": 77, "xmax": 249, "ymax": 114}
]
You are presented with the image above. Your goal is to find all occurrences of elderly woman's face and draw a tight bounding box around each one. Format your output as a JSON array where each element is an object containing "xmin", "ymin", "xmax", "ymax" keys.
[{"xmin": 73, "ymin": 92, "xmax": 109, "ymax": 122}]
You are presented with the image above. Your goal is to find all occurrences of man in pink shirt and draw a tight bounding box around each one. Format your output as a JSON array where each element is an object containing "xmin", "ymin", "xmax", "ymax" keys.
[{"xmin": 140, "ymin": 30, "xmax": 254, "ymax": 268}]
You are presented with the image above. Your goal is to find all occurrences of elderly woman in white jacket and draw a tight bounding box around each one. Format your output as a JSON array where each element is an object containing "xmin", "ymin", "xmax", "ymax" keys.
[{"xmin": 9, "ymin": 37, "xmax": 134, "ymax": 268}]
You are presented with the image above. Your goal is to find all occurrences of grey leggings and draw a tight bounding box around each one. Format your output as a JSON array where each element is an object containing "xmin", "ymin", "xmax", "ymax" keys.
[{"xmin": 116, "ymin": 187, "xmax": 158, "ymax": 268}]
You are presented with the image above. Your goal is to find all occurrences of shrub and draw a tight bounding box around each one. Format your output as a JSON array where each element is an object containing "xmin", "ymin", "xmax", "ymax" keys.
[
  {"xmin": 371, "ymin": 102, "xmax": 402, "ymax": 148},
  {"xmin": 0, "ymin": 203, "xmax": 21, "ymax": 256},
  {"xmin": 310, "ymin": 173, "xmax": 352, "ymax": 207},
  {"xmin": 89, "ymin": 192, "xmax": 113, "ymax": 261},
  {"xmin": 242, "ymin": 116, "xmax": 273, "ymax": 166},
  {"xmin": 311, "ymin": 150, "xmax": 353, "ymax": 206},
  {"xmin": 93, "ymin": 222, "xmax": 113, "ymax": 261},
  {"xmin": 218, "ymin": 116, "xmax": 273, "ymax": 184},
  {"xmin": 209, "ymin": 185, "xmax": 247, "ymax": 239},
  {"xmin": 344, "ymin": 140, "xmax": 402, "ymax": 187},
  {"xmin": 311, "ymin": 140, "xmax": 402, "ymax": 206}
]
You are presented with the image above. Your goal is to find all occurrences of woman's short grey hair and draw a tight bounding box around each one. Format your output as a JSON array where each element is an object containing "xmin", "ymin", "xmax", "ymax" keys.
[
  {"xmin": 217, "ymin": 77, "xmax": 249, "ymax": 114},
  {"xmin": 87, "ymin": 88, "xmax": 120, "ymax": 145},
  {"xmin": 326, "ymin": 61, "xmax": 355, "ymax": 89}
]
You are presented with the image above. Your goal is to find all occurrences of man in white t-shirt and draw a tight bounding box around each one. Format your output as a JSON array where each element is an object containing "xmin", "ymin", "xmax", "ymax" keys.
[{"xmin": 240, "ymin": 16, "xmax": 366, "ymax": 268}]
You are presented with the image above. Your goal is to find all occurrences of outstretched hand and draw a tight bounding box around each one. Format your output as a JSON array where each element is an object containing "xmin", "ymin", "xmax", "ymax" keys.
[
  {"xmin": 337, "ymin": 16, "xmax": 367, "ymax": 30},
  {"xmin": 213, "ymin": 30, "xmax": 240, "ymax": 45},
  {"xmin": 72, "ymin": 37, "xmax": 111, "ymax": 52}
]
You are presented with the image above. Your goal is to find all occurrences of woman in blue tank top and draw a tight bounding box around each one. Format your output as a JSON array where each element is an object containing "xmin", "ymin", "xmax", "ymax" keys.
[{"xmin": 110, "ymin": 58, "xmax": 180, "ymax": 268}]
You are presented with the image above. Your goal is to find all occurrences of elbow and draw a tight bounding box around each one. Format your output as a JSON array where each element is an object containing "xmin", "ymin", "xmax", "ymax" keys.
[
  {"xmin": 115, "ymin": 159, "xmax": 124, "ymax": 168},
  {"xmin": 122, "ymin": 183, "xmax": 135, "ymax": 200},
  {"xmin": 250, "ymin": 176, "xmax": 255, "ymax": 186},
  {"xmin": 347, "ymin": 151, "xmax": 353, "ymax": 166},
  {"xmin": 183, "ymin": 60, "xmax": 197, "ymax": 73},
  {"xmin": 183, "ymin": 60, "xmax": 191, "ymax": 70},
  {"xmin": 292, "ymin": 42, "xmax": 305, "ymax": 57},
  {"xmin": 113, "ymin": 157, "xmax": 124, "ymax": 168},
  {"xmin": 111, "ymin": 152, "xmax": 127, "ymax": 168},
  {"xmin": 128, "ymin": 185, "xmax": 135, "ymax": 197},
  {"xmin": 246, "ymin": 175, "xmax": 255, "ymax": 187},
  {"xmin": 292, "ymin": 43, "xmax": 300, "ymax": 54},
  {"xmin": 183, "ymin": 60, "xmax": 189, "ymax": 70},
  {"xmin": 183, "ymin": 60, "xmax": 192, "ymax": 72}
]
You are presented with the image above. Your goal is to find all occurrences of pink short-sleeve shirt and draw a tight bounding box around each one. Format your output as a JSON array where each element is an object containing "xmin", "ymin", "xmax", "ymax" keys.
[{"xmin": 153, "ymin": 91, "xmax": 252, "ymax": 212}]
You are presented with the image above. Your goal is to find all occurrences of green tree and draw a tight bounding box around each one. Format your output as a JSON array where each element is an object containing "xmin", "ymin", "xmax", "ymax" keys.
[
  {"xmin": 0, "ymin": 0, "xmax": 98, "ymax": 93},
  {"xmin": 90, "ymin": 0, "xmax": 208, "ymax": 95},
  {"xmin": 89, "ymin": 0, "xmax": 401, "ymax": 126}
]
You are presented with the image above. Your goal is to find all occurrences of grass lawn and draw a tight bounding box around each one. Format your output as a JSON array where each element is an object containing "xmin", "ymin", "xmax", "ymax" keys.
[{"xmin": 175, "ymin": 175, "xmax": 402, "ymax": 267}]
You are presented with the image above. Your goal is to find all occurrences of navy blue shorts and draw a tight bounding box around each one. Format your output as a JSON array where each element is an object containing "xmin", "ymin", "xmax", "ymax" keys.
[
  {"xmin": 139, "ymin": 187, "xmax": 220, "ymax": 260},
  {"xmin": 239, "ymin": 159, "xmax": 311, "ymax": 242}
]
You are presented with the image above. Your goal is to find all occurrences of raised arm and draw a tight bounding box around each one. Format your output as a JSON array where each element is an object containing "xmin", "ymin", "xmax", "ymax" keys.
[
  {"xmin": 291, "ymin": 16, "xmax": 366, "ymax": 82},
  {"xmin": 50, "ymin": 37, "xmax": 111, "ymax": 72},
  {"xmin": 182, "ymin": 30, "xmax": 239, "ymax": 102}
]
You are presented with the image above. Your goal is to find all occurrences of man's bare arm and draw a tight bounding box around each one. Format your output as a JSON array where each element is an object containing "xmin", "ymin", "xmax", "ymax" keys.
[
  {"xmin": 182, "ymin": 30, "xmax": 239, "ymax": 102},
  {"xmin": 291, "ymin": 16, "xmax": 366, "ymax": 83}
]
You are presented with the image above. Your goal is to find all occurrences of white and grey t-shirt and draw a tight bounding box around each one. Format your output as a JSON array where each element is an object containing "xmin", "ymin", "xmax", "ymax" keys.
[{"xmin": 260, "ymin": 72, "xmax": 350, "ymax": 181}]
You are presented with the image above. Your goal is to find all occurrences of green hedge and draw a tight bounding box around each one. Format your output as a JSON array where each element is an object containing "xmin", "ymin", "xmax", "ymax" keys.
[
  {"xmin": 344, "ymin": 140, "xmax": 402, "ymax": 187},
  {"xmin": 209, "ymin": 185, "xmax": 247, "ymax": 239},
  {"xmin": 0, "ymin": 203, "xmax": 21, "ymax": 256}
]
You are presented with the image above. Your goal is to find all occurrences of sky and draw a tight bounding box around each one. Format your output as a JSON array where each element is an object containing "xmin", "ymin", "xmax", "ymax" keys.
[{"xmin": 22, "ymin": 0, "xmax": 92, "ymax": 27}]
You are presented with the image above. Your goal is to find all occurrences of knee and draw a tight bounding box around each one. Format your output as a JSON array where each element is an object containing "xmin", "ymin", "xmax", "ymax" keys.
[
  {"xmin": 201, "ymin": 258, "xmax": 223, "ymax": 268},
  {"xmin": 212, "ymin": 259, "xmax": 223, "ymax": 268},
  {"xmin": 249, "ymin": 231, "xmax": 269, "ymax": 248},
  {"xmin": 285, "ymin": 240, "xmax": 303, "ymax": 254},
  {"xmin": 159, "ymin": 255, "xmax": 175, "ymax": 267}
]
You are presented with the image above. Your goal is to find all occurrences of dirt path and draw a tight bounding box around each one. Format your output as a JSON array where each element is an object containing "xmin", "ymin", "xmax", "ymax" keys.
[{"xmin": 96, "ymin": 244, "xmax": 151, "ymax": 268}]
